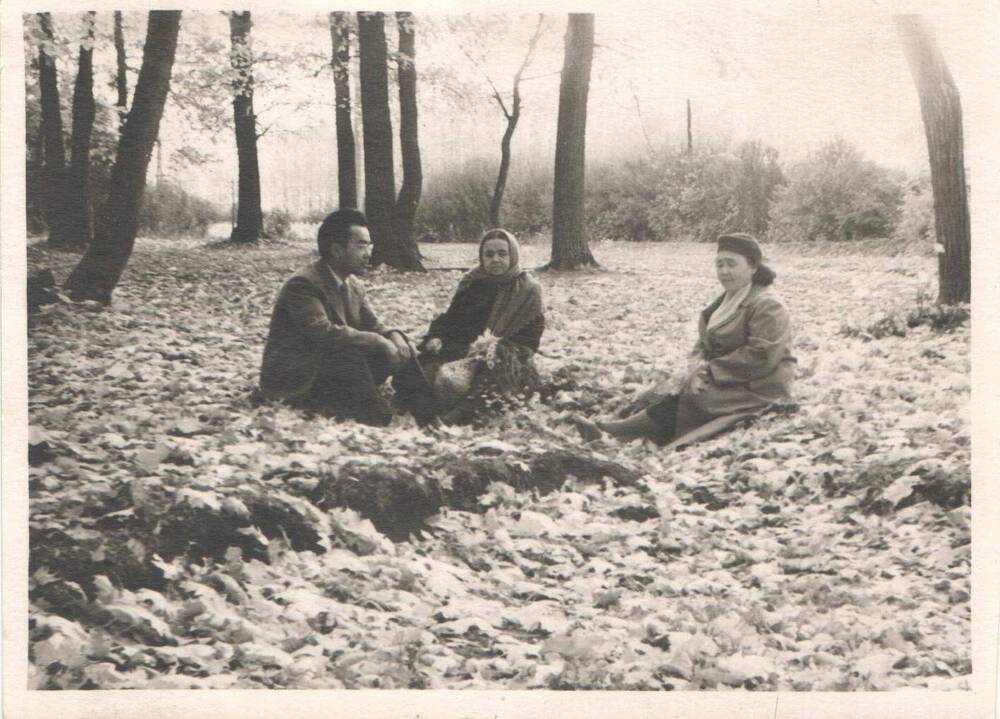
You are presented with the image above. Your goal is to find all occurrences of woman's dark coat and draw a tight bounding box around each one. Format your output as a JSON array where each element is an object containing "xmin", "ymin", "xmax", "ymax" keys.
[{"xmin": 421, "ymin": 278, "xmax": 544, "ymax": 361}]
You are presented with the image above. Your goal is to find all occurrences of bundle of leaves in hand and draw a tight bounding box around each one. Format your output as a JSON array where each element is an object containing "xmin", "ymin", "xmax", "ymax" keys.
[
  {"xmin": 467, "ymin": 331, "xmax": 539, "ymax": 395},
  {"xmin": 468, "ymin": 330, "xmax": 501, "ymax": 370}
]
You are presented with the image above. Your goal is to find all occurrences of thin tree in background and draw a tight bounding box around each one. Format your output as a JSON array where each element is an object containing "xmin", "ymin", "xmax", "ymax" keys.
[
  {"xmin": 229, "ymin": 11, "xmax": 264, "ymax": 243},
  {"xmin": 686, "ymin": 99, "xmax": 692, "ymax": 155},
  {"xmin": 329, "ymin": 12, "xmax": 357, "ymax": 209},
  {"xmin": 391, "ymin": 11, "xmax": 425, "ymax": 270},
  {"xmin": 65, "ymin": 11, "xmax": 182, "ymax": 304},
  {"xmin": 894, "ymin": 15, "xmax": 971, "ymax": 305},
  {"xmin": 113, "ymin": 11, "xmax": 128, "ymax": 135},
  {"xmin": 548, "ymin": 13, "xmax": 597, "ymax": 270},
  {"xmin": 489, "ymin": 14, "xmax": 545, "ymax": 227}
]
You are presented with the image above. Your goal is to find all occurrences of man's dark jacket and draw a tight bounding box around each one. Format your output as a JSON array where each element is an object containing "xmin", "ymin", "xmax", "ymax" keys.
[{"xmin": 259, "ymin": 259, "xmax": 394, "ymax": 399}]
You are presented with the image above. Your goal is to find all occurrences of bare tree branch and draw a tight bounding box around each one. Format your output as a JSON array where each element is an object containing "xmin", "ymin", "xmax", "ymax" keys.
[
  {"xmin": 457, "ymin": 41, "xmax": 510, "ymax": 118},
  {"xmin": 628, "ymin": 79, "xmax": 655, "ymax": 155},
  {"xmin": 519, "ymin": 69, "xmax": 562, "ymax": 82},
  {"xmin": 513, "ymin": 14, "xmax": 546, "ymax": 93}
]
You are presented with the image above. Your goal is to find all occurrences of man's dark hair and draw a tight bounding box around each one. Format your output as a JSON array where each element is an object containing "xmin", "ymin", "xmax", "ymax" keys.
[{"xmin": 318, "ymin": 208, "xmax": 367, "ymax": 258}]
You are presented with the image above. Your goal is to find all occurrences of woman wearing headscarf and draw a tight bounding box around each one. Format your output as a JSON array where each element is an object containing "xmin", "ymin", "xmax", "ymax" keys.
[
  {"xmin": 409, "ymin": 228, "xmax": 545, "ymax": 423},
  {"xmin": 575, "ymin": 232, "xmax": 796, "ymax": 447}
]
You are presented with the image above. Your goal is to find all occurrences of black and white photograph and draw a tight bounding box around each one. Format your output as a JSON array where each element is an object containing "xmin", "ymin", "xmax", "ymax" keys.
[{"xmin": 2, "ymin": 0, "xmax": 998, "ymax": 716}]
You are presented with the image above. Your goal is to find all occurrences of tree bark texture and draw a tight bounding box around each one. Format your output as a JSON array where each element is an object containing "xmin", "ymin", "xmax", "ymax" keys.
[
  {"xmin": 65, "ymin": 11, "xmax": 182, "ymax": 304},
  {"xmin": 357, "ymin": 12, "xmax": 398, "ymax": 267},
  {"xmin": 894, "ymin": 15, "xmax": 971, "ymax": 305},
  {"xmin": 391, "ymin": 11, "xmax": 425, "ymax": 270},
  {"xmin": 548, "ymin": 14, "xmax": 597, "ymax": 270},
  {"xmin": 229, "ymin": 11, "xmax": 264, "ymax": 243},
  {"xmin": 330, "ymin": 12, "xmax": 358, "ymax": 209},
  {"xmin": 36, "ymin": 13, "xmax": 73, "ymax": 249},
  {"xmin": 114, "ymin": 11, "xmax": 128, "ymax": 135}
]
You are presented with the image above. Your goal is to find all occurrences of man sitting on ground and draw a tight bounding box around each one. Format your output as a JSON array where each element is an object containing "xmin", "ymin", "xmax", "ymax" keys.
[{"xmin": 259, "ymin": 208, "xmax": 422, "ymax": 426}]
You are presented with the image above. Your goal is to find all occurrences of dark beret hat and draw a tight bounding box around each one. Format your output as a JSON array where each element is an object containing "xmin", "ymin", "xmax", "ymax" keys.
[{"xmin": 717, "ymin": 233, "xmax": 762, "ymax": 265}]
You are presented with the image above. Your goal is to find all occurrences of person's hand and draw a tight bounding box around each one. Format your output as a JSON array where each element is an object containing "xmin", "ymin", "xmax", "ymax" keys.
[
  {"xmin": 425, "ymin": 337, "xmax": 443, "ymax": 354},
  {"xmin": 389, "ymin": 332, "xmax": 412, "ymax": 361},
  {"xmin": 687, "ymin": 365, "xmax": 709, "ymax": 394},
  {"xmin": 373, "ymin": 335, "xmax": 400, "ymax": 364}
]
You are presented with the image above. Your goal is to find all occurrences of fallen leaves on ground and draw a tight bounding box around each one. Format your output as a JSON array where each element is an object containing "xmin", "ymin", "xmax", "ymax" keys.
[{"xmin": 26, "ymin": 238, "xmax": 969, "ymax": 690}]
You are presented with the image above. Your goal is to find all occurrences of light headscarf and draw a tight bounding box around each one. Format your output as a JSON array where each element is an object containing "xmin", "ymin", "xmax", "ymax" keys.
[{"xmin": 456, "ymin": 228, "xmax": 545, "ymax": 339}]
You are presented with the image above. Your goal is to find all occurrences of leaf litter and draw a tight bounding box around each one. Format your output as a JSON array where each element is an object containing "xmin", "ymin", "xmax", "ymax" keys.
[{"xmin": 26, "ymin": 238, "xmax": 969, "ymax": 690}]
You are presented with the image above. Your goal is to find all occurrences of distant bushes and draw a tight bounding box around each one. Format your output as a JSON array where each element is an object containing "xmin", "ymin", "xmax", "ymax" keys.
[
  {"xmin": 584, "ymin": 142, "xmax": 784, "ymax": 243},
  {"xmin": 768, "ymin": 138, "xmax": 905, "ymax": 242},
  {"xmin": 415, "ymin": 136, "xmax": 929, "ymax": 247},
  {"xmin": 148, "ymin": 139, "xmax": 923, "ymax": 251},
  {"xmin": 585, "ymin": 156, "xmax": 662, "ymax": 242},
  {"xmin": 263, "ymin": 208, "xmax": 294, "ymax": 239},
  {"xmin": 139, "ymin": 181, "xmax": 225, "ymax": 238},
  {"xmin": 416, "ymin": 158, "xmax": 551, "ymax": 241},
  {"xmin": 31, "ymin": 177, "xmax": 222, "ymax": 241},
  {"xmin": 416, "ymin": 159, "xmax": 493, "ymax": 241},
  {"xmin": 893, "ymin": 174, "xmax": 936, "ymax": 246}
]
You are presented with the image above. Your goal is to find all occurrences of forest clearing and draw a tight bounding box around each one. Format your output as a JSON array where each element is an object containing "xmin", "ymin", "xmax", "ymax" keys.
[
  {"xmin": 26, "ymin": 237, "xmax": 971, "ymax": 691},
  {"xmin": 11, "ymin": 5, "xmax": 991, "ymax": 710}
]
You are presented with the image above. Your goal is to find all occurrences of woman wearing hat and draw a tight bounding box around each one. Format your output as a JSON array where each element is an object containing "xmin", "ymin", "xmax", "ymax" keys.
[
  {"xmin": 575, "ymin": 232, "xmax": 796, "ymax": 446},
  {"xmin": 406, "ymin": 228, "xmax": 546, "ymax": 423}
]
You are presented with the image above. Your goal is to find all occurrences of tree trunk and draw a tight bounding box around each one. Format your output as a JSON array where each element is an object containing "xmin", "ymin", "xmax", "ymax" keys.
[
  {"xmin": 490, "ymin": 15, "xmax": 544, "ymax": 228},
  {"xmin": 36, "ymin": 14, "xmax": 65, "ymax": 170},
  {"xmin": 64, "ymin": 11, "xmax": 182, "ymax": 304},
  {"xmin": 351, "ymin": 52, "xmax": 365, "ymax": 208},
  {"xmin": 330, "ymin": 12, "xmax": 358, "ymax": 209},
  {"xmin": 36, "ymin": 13, "xmax": 74, "ymax": 249},
  {"xmin": 548, "ymin": 13, "xmax": 597, "ymax": 270},
  {"xmin": 27, "ymin": 125, "xmax": 47, "ymax": 234},
  {"xmin": 229, "ymin": 11, "xmax": 264, "ymax": 243},
  {"xmin": 894, "ymin": 15, "xmax": 971, "ymax": 305},
  {"xmin": 491, "ymin": 117, "xmax": 517, "ymax": 228},
  {"xmin": 391, "ymin": 11, "xmax": 425, "ymax": 270},
  {"xmin": 58, "ymin": 11, "xmax": 98, "ymax": 250},
  {"xmin": 155, "ymin": 138, "xmax": 164, "ymax": 185},
  {"xmin": 357, "ymin": 12, "xmax": 399, "ymax": 267},
  {"xmin": 686, "ymin": 98, "xmax": 692, "ymax": 154},
  {"xmin": 114, "ymin": 11, "xmax": 128, "ymax": 135}
]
